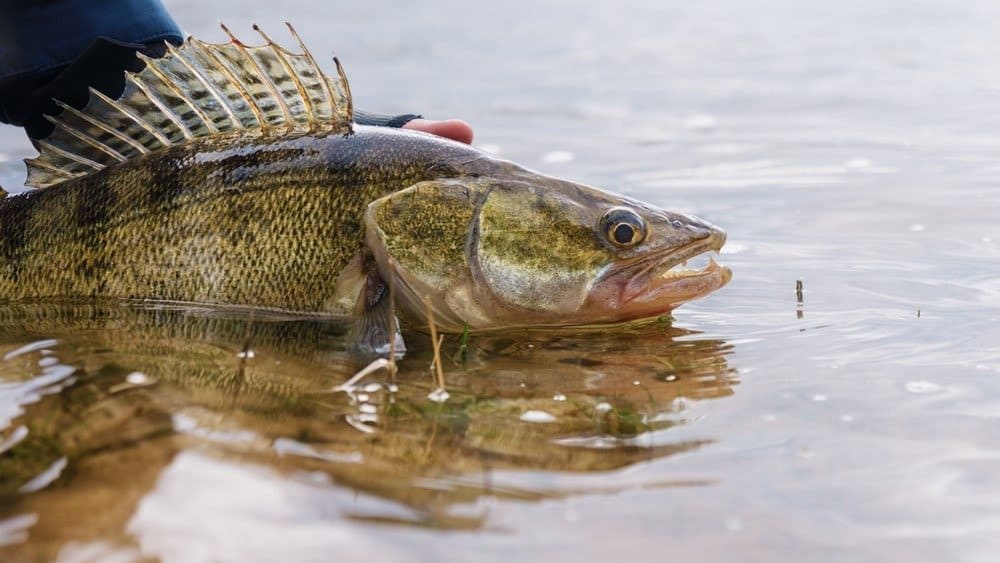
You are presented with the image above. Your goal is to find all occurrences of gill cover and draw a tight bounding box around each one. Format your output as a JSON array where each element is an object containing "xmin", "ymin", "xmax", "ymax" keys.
[{"xmin": 365, "ymin": 179, "xmax": 618, "ymax": 331}]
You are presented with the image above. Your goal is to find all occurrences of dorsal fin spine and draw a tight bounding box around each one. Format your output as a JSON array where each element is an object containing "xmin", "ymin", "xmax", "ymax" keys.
[
  {"xmin": 125, "ymin": 73, "xmax": 195, "ymax": 141},
  {"xmin": 285, "ymin": 22, "xmax": 336, "ymax": 120},
  {"xmin": 333, "ymin": 57, "xmax": 354, "ymax": 126},
  {"xmin": 164, "ymin": 42, "xmax": 236, "ymax": 132},
  {"xmin": 25, "ymin": 158, "xmax": 76, "ymax": 179},
  {"xmin": 253, "ymin": 24, "xmax": 313, "ymax": 123},
  {"xmin": 37, "ymin": 140, "xmax": 104, "ymax": 171},
  {"xmin": 44, "ymin": 114, "xmax": 127, "ymax": 162},
  {"xmin": 89, "ymin": 87, "xmax": 171, "ymax": 146},
  {"xmin": 53, "ymin": 99, "xmax": 150, "ymax": 155},
  {"xmin": 195, "ymin": 39, "xmax": 266, "ymax": 128},
  {"xmin": 222, "ymin": 24, "xmax": 294, "ymax": 126}
]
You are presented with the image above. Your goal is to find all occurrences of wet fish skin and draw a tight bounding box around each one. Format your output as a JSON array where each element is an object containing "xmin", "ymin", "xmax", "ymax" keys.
[{"xmin": 0, "ymin": 125, "xmax": 495, "ymax": 313}]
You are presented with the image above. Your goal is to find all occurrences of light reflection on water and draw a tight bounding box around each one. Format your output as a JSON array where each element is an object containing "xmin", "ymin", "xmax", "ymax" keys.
[
  {"xmin": 0, "ymin": 305, "xmax": 735, "ymax": 561},
  {"xmin": 2, "ymin": 0, "xmax": 1000, "ymax": 561}
]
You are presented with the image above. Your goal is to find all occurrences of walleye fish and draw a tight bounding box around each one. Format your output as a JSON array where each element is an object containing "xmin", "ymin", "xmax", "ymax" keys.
[{"xmin": 3, "ymin": 24, "xmax": 730, "ymax": 348}]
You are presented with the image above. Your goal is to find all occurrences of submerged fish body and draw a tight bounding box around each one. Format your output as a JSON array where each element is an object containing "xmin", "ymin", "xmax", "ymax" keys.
[{"xmin": 3, "ymin": 26, "xmax": 730, "ymax": 339}]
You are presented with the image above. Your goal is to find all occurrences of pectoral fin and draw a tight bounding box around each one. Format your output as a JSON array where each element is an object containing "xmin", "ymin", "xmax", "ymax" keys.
[{"xmin": 342, "ymin": 254, "xmax": 405, "ymax": 356}]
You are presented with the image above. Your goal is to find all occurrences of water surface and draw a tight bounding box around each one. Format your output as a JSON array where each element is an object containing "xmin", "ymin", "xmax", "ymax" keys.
[{"xmin": 1, "ymin": 1, "xmax": 999, "ymax": 561}]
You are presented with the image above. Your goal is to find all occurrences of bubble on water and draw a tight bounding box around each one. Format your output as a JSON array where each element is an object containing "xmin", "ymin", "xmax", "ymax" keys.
[
  {"xmin": 684, "ymin": 113, "xmax": 717, "ymax": 131},
  {"xmin": 363, "ymin": 383, "xmax": 382, "ymax": 393},
  {"xmin": 553, "ymin": 393, "xmax": 566, "ymax": 401},
  {"xmin": 542, "ymin": 150, "xmax": 575, "ymax": 164},
  {"xmin": 909, "ymin": 224, "xmax": 925, "ymax": 232},
  {"xmin": 905, "ymin": 380, "xmax": 941, "ymax": 394},
  {"xmin": 126, "ymin": 372, "xmax": 149, "ymax": 385},
  {"xmin": 356, "ymin": 393, "xmax": 369, "ymax": 403},
  {"xmin": 520, "ymin": 410, "xmax": 556, "ymax": 423}
]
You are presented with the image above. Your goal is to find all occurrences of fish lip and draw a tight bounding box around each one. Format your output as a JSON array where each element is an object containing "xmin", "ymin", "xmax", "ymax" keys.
[{"xmin": 588, "ymin": 231, "xmax": 731, "ymax": 316}]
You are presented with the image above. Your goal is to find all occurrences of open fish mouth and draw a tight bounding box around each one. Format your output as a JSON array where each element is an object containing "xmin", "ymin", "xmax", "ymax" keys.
[
  {"xmin": 587, "ymin": 235, "xmax": 732, "ymax": 320},
  {"xmin": 628, "ymin": 241, "xmax": 730, "ymax": 302}
]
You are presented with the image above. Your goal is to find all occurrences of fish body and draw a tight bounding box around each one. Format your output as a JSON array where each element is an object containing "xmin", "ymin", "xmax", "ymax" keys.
[{"xmin": 5, "ymin": 26, "xmax": 730, "ymax": 341}]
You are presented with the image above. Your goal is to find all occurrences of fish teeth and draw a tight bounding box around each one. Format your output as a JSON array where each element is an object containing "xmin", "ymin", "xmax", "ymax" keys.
[{"xmin": 659, "ymin": 251, "xmax": 719, "ymax": 279}]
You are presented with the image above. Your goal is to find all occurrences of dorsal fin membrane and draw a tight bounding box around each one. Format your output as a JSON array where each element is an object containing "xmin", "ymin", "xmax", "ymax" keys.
[{"xmin": 25, "ymin": 24, "xmax": 353, "ymax": 189}]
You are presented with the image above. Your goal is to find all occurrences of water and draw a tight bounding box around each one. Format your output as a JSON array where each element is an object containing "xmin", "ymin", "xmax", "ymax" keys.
[{"xmin": 1, "ymin": 0, "xmax": 999, "ymax": 561}]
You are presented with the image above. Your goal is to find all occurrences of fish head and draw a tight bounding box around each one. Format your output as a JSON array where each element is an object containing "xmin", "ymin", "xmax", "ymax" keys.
[{"xmin": 364, "ymin": 175, "xmax": 730, "ymax": 332}]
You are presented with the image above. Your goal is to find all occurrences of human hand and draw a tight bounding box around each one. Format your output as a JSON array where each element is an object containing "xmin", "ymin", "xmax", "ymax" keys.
[{"xmin": 402, "ymin": 118, "xmax": 474, "ymax": 145}]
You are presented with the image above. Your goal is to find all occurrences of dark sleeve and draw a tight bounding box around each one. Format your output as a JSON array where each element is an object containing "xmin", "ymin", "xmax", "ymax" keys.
[
  {"xmin": 354, "ymin": 110, "xmax": 422, "ymax": 129},
  {"xmin": 0, "ymin": 0, "xmax": 422, "ymax": 139},
  {"xmin": 0, "ymin": 0, "xmax": 182, "ymax": 138}
]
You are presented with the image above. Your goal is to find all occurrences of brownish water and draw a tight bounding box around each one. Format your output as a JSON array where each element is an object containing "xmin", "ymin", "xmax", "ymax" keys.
[{"xmin": 1, "ymin": 0, "xmax": 999, "ymax": 561}]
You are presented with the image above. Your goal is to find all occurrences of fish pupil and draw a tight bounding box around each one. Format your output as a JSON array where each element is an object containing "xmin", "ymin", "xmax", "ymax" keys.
[{"xmin": 613, "ymin": 223, "xmax": 634, "ymax": 244}]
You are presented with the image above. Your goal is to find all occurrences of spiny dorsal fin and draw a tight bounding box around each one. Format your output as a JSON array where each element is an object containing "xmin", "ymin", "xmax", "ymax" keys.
[{"xmin": 25, "ymin": 23, "xmax": 353, "ymax": 189}]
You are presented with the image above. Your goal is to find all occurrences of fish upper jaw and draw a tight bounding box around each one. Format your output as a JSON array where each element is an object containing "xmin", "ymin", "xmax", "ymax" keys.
[{"xmin": 584, "ymin": 226, "xmax": 731, "ymax": 319}]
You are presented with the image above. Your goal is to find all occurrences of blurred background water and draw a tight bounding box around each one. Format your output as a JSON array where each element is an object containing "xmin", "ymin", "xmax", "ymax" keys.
[{"xmin": 1, "ymin": 1, "xmax": 999, "ymax": 561}]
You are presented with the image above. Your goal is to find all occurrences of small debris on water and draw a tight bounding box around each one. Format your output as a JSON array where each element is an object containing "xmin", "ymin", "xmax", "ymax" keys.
[
  {"xmin": 520, "ymin": 410, "xmax": 556, "ymax": 423},
  {"xmin": 126, "ymin": 372, "xmax": 149, "ymax": 385},
  {"xmin": 796, "ymin": 279, "xmax": 804, "ymax": 319},
  {"xmin": 428, "ymin": 387, "xmax": 450, "ymax": 403},
  {"xmin": 18, "ymin": 457, "xmax": 68, "ymax": 493}
]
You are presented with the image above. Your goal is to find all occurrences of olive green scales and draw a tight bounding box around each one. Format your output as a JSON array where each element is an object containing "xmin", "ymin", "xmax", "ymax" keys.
[{"xmin": 1, "ymin": 25, "xmax": 731, "ymax": 342}]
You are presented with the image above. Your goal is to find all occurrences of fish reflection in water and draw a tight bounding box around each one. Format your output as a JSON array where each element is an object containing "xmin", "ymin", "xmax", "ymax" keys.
[{"xmin": 0, "ymin": 304, "xmax": 735, "ymax": 558}]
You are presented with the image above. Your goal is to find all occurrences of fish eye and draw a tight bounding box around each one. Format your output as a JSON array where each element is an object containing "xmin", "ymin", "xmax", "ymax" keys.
[{"xmin": 600, "ymin": 207, "xmax": 646, "ymax": 248}]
